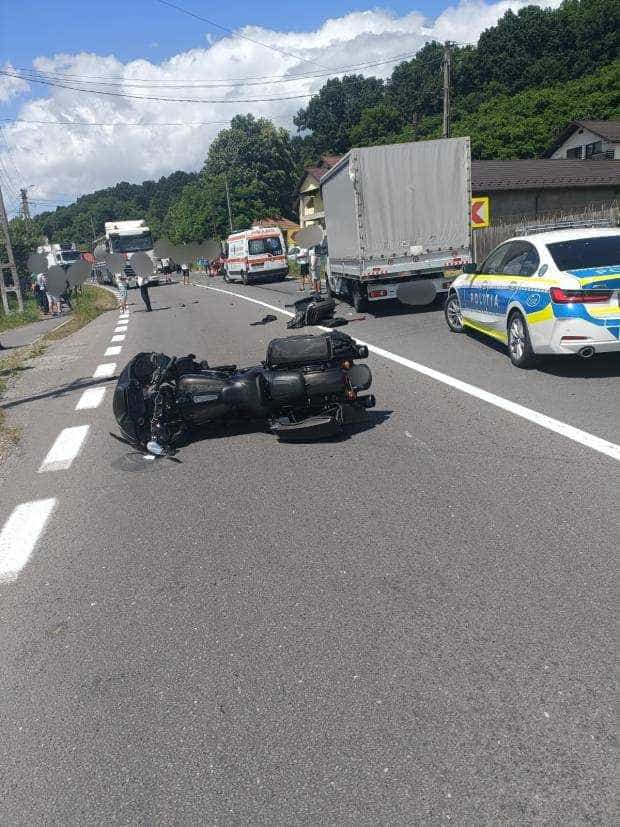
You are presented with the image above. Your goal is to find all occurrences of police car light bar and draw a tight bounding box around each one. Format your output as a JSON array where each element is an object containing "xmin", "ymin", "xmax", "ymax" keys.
[{"xmin": 519, "ymin": 219, "xmax": 615, "ymax": 235}]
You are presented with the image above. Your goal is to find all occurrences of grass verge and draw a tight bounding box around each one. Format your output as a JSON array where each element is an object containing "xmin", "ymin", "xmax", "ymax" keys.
[
  {"xmin": 0, "ymin": 295, "xmax": 41, "ymax": 333},
  {"xmin": 0, "ymin": 285, "xmax": 117, "ymax": 457}
]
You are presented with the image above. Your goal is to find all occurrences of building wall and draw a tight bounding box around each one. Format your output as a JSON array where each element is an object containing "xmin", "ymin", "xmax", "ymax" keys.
[
  {"xmin": 475, "ymin": 186, "xmax": 620, "ymax": 220},
  {"xmin": 299, "ymin": 190, "xmax": 326, "ymax": 228},
  {"xmin": 551, "ymin": 127, "xmax": 617, "ymax": 159}
]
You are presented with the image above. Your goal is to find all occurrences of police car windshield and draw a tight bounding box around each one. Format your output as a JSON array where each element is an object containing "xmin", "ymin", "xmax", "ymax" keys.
[{"xmin": 546, "ymin": 235, "xmax": 620, "ymax": 271}]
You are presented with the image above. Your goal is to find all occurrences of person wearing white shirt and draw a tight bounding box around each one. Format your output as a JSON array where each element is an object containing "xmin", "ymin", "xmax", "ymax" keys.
[{"xmin": 297, "ymin": 247, "xmax": 309, "ymax": 291}]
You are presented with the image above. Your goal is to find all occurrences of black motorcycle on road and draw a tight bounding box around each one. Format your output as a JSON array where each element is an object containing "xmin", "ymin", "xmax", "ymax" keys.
[{"xmin": 113, "ymin": 332, "xmax": 374, "ymax": 455}]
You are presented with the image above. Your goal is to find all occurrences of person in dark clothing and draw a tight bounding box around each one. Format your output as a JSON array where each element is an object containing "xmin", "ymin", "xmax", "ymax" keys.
[
  {"xmin": 137, "ymin": 274, "xmax": 152, "ymax": 311},
  {"xmin": 61, "ymin": 280, "xmax": 74, "ymax": 311}
]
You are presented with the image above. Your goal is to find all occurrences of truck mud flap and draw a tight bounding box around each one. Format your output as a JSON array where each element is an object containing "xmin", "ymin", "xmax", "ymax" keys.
[{"xmin": 396, "ymin": 280, "xmax": 437, "ymax": 306}]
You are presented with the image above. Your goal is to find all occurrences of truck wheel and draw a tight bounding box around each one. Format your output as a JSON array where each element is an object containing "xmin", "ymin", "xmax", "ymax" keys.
[{"xmin": 352, "ymin": 283, "xmax": 367, "ymax": 312}]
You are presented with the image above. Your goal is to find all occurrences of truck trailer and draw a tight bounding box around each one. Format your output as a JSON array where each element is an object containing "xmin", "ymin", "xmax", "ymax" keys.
[{"xmin": 322, "ymin": 138, "xmax": 472, "ymax": 310}]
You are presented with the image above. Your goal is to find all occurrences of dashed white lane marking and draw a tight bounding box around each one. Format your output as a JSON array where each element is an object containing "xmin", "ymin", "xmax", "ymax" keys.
[
  {"xmin": 105, "ymin": 346, "xmax": 122, "ymax": 356},
  {"xmin": 39, "ymin": 425, "xmax": 90, "ymax": 473},
  {"xmin": 111, "ymin": 334, "xmax": 125, "ymax": 342},
  {"xmin": 93, "ymin": 362, "xmax": 116, "ymax": 379},
  {"xmin": 114, "ymin": 326, "xmax": 128, "ymax": 334},
  {"xmin": 194, "ymin": 282, "xmax": 620, "ymax": 463},
  {"xmin": 0, "ymin": 498, "xmax": 56, "ymax": 583},
  {"xmin": 75, "ymin": 386, "xmax": 106, "ymax": 410}
]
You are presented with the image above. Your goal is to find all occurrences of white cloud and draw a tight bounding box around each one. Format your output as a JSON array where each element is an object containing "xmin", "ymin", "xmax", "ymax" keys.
[
  {"xmin": 0, "ymin": 0, "xmax": 561, "ymax": 208},
  {"xmin": 0, "ymin": 63, "xmax": 30, "ymax": 103}
]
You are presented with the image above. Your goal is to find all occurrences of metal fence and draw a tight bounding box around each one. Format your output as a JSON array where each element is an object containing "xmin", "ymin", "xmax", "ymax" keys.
[{"xmin": 472, "ymin": 200, "xmax": 620, "ymax": 262}]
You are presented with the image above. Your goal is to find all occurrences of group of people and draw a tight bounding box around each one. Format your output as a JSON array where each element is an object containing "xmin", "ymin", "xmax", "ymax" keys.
[
  {"xmin": 115, "ymin": 271, "xmax": 153, "ymax": 313},
  {"xmin": 297, "ymin": 246, "xmax": 322, "ymax": 294},
  {"xmin": 32, "ymin": 272, "xmax": 77, "ymax": 317}
]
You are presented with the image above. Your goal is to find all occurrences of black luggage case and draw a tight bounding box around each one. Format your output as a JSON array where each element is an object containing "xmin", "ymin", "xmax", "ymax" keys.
[{"xmin": 266, "ymin": 332, "xmax": 364, "ymax": 369}]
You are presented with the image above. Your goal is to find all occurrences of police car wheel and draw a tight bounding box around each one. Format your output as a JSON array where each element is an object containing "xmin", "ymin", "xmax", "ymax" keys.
[
  {"xmin": 508, "ymin": 311, "xmax": 537, "ymax": 368},
  {"xmin": 444, "ymin": 293, "xmax": 464, "ymax": 333}
]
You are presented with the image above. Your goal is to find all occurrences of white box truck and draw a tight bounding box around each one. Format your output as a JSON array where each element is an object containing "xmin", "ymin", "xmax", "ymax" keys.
[
  {"xmin": 37, "ymin": 242, "xmax": 81, "ymax": 270},
  {"xmin": 322, "ymin": 138, "xmax": 472, "ymax": 310},
  {"xmin": 102, "ymin": 220, "xmax": 158, "ymax": 287}
]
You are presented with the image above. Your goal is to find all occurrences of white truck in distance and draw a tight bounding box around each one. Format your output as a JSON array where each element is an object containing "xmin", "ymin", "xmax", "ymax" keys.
[
  {"xmin": 321, "ymin": 138, "xmax": 472, "ymax": 311},
  {"xmin": 37, "ymin": 242, "xmax": 81, "ymax": 270},
  {"xmin": 103, "ymin": 220, "xmax": 158, "ymax": 287}
]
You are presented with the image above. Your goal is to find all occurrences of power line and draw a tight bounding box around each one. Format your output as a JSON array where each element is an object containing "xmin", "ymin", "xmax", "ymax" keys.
[
  {"xmin": 1, "ymin": 117, "xmax": 232, "ymax": 127},
  {"xmin": 12, "ymin": 51, "xmax": 419, "ymax": 89},
  {"xmin": 156, "ymin": 0, "xmax": 331, "ymax": 71},
  {"xmin": 0, "ymin": 69, "xmax": 313, "ymax": 103}
]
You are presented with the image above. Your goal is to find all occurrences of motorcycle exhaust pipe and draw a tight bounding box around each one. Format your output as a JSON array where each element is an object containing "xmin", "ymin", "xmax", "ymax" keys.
[{"xmin": 578, "ymin": 346, "xmax": 595, "ymax": 358}]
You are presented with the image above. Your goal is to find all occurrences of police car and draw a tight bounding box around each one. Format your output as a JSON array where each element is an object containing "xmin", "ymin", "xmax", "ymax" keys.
[{"xmin": 444, "ymin": 225, "xmax": 620, "ymax": 367}]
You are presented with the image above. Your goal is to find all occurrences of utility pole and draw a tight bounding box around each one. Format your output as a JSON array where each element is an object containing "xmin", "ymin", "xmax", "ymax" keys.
[
  {"xmin": 224, "ymin": 173, "xmax": 233, "ymax": 233},
  {"xmin": 19, "ymin": 187, "xmax": 32, "ymax": 221},
  {"xmin": 442, "ymin": 41, "xmax": 451, "ymax": 139},
  {"xmin": 0, "ymin": 184, "xmax": 24, "ymax": 313}
]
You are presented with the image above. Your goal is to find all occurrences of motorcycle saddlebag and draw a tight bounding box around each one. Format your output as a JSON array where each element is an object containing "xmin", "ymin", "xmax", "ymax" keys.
[{"xmin": 266, "ymin": 332, "xmax": 360, "ymax": 369}]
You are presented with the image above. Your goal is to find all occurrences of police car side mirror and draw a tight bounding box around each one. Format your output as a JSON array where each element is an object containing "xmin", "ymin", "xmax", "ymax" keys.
[{"xmin": 462, "ymin": 262, "xmax": 477, "ymax": 274}]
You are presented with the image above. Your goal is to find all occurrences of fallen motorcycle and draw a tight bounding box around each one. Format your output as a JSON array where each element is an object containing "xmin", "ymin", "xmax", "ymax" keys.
[{"xmin": 112, "ymin": 331, "xmax": 374, "ymax": 455}]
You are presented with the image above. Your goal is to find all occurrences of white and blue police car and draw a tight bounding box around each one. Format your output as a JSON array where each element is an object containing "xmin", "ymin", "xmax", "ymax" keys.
[{"xmin": 444, "ymin": 225, "xmax": 620, "ymax": 367}]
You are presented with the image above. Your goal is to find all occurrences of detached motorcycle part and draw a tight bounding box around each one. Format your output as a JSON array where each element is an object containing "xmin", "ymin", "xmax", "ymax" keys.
[
  {"xmin": 348, "ymin": 363, "xmax": 372, "ymax": 391},
  {"xmin": 271, "ymin": 414, "xmax": 342, "ymax": 441}
]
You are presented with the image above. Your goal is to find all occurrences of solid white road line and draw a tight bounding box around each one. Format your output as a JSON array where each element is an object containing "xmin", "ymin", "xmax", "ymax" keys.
[
  {"xmin": 75, "ymin": 386, "xmax": 106, "ymax": 410},
  {"xmin": 0, "ymin": 498, "xmax": 56, "ymax": 583},
  {"xmin": 193, "ymin": 282, "xmax": 620, "ymax": 463},
  {"xmin": 93, "ymin": 362, "xmax": 116, "ymax": 379},
  {"xmin": 105, "ymin": 346, "xmax": 122, "ymax": 356},
  {"xmin": 39, "ymin": 425, "xmax": 90, "ymax": 473},
  {"xmin": 111, "ymin": 334, "xmax": 125, "ymax": 342}
]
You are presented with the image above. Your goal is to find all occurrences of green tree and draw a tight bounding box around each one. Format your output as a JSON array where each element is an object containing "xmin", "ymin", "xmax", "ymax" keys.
[
  {"xmin": 294, "ymin": 75, "xmax": 385, "ymax": 155},
  {"xmin": 1, "ymin": 217, "xmax": 45, "ymax": 276},
  {"xmin": 349, "ymin": 103, "xmax": 404, "ymax": 147}
]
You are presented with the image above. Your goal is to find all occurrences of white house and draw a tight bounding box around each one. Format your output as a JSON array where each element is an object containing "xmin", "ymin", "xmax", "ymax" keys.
[{"xmin": 545, "ymin": 120, "xmax": 620, "ymax": 160}]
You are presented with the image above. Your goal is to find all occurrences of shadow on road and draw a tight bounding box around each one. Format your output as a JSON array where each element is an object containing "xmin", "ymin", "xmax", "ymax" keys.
[{"xmin": 1, "ymin": 375, "xmax": 116, "ymax": 410}]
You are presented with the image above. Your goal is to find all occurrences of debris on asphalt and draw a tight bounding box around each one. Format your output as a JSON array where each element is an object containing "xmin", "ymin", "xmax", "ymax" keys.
[{"xmin": 250, "ymin": 314, "xmax": 277, "ymax": 326}]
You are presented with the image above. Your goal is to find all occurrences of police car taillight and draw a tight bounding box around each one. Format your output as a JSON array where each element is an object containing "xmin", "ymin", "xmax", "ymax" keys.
[{"xmin": 550, "ymin": 287, "xmax": 612, "ymax": 304}]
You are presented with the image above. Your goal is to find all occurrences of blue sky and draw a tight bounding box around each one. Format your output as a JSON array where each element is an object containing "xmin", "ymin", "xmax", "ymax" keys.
[
  {"xmin": 0, "ymin": 0, "xmax": 544, "ymax": 210},
  {"xmin": 2, "ymin": 0, "xmax": 445, "ymax": 69}
]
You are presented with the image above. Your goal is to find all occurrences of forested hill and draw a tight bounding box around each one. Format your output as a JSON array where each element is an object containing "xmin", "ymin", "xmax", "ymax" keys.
[
  {"xmin": 292, "ymin": 0, "xmax": 619, "ymax": 161},
  {"xmin": 33, "ymin": 170, "xmax": 198, "ymax": 247},
  {"xmin": 18, "ymin": 0, "xmax": 620, "ymax": 247}
]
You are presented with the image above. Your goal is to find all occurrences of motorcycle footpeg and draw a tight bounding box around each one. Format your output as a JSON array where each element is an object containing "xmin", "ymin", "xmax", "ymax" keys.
[{"xmin": 271, "ymin": 414, "xmax": 342, "ymax": 441}]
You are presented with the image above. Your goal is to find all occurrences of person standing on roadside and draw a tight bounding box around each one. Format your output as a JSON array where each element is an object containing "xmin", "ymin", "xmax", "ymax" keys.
[
  {"xmin": 297, "ymin": 247, "xmax": 309, "ymax": 291},
  {"xmin": 116, "ymin": 271, "xmax": 128, "ymax": 313},
  {"xmin": 137, "ymin": 273, "xmax": 152, "ymax": 311},
  {"xmin": 309, "ymin": 246, "xmax": 321, "ymax": 295},
  {"xmin": 36, "ymin": 271, "xmax": 50, "ymax": 315},
  {"xmin": 181, "ymin": 262, "xmax": 190, "ymax": 287}
]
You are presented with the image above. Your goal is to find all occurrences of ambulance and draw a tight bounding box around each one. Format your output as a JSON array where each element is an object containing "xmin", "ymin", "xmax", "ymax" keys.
[{"xmin": 224, "ymin": 227, "xmax": 289, "ymax": 285}]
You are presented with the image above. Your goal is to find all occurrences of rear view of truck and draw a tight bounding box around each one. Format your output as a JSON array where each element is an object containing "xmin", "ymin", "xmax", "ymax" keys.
[{"xmin": 322, "ymin": 138, "xmax": 471, "ymax": 310}]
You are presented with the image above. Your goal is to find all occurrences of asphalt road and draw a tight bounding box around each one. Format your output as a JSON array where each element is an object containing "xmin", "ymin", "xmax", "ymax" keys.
[{"xmin": 0, "ymin": 277, "xmax": 617, "ymax": 825}]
